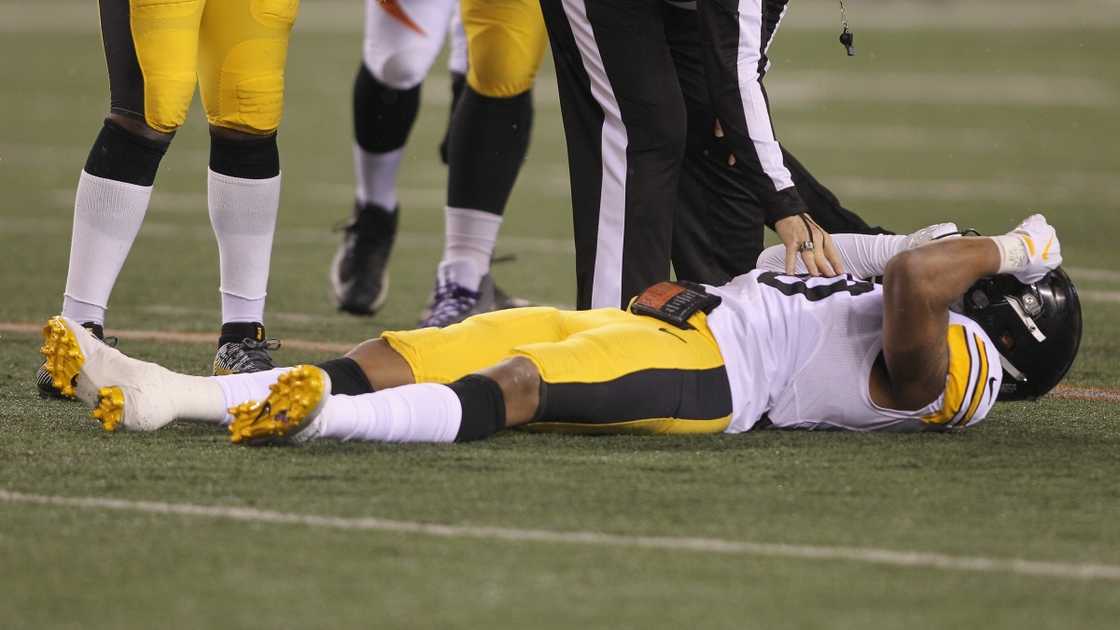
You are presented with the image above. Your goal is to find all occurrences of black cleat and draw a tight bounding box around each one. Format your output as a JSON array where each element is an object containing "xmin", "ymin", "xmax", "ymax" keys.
[
  {"xmin": 213, "ymin": 322, "xmax": 280, "ymax": 375},
  {"xmin": 330, "ymin": 202, "xmax": 399, "ymax": 316},
  {"xmin": 36, "ymin": 321, "xmax": 115, "ymax": 400}
]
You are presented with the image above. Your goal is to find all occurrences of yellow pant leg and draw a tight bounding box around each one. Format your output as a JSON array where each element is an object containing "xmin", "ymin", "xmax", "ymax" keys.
[
  {"xmin": 516, "ymin": 312, "xmax": 733, "ymax": 435},
  {"xmin": 197, "ymin": 0, "xmax": 299, "ymax": 134},
  {"xmin": 383, "ymin": 307, "xmax": 566, "ymax": 384},
  {"xmin": 125, "ymin": 0, "xmax": 206, "ymax": 132},
  {"xmin": 382, "ymin": 307, "xmax": 633, "ymax": 384},
  {"xmin": 460, "ymin": 0, "xmax": 547, "ymax": 97}
]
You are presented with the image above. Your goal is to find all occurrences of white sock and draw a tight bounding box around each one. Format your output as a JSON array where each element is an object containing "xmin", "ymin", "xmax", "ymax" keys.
[
  {"xmin": 221, "ymin": 294, "xmax": 267, "ymax": 324},
  {"xmin": 354, "ymin": 144, "xmax": 403, "ymax": 210},
  {"xmin": 436, "ymin": 258, "xmax": 483, "ymax": 294},
  {"xmin": 165, "ymin": 373, "xmax": 229, "ymax": 424},
  {"xmin": 208, "ymin": 170, "xmax": 280, "ymax": 325},
  {"xmin": 62, "ymin": 171, "xmax": 153, "ymax": 326},
  {"xmin": 211, "ymin": 367, "xmax": 289, "ymax": 425},
  {"xmin": 62, "ymin": 296, "xmax": 108, "ymax": 327},
  {"xmin": 314, "ymin": 384, "xmax": 462, "ymax": 443},
  {"xmin": 441, "ymin": 206, "xmax": 502, "ymax": 289}
]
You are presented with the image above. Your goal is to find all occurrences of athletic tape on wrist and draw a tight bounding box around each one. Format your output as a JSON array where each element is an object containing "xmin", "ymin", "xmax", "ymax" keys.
[{"xmin": 989, "ymin": 234, "xmax": 1030, "ymax": 274}]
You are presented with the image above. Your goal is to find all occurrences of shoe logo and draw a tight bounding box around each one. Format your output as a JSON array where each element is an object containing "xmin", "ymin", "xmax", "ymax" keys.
[{"xmin": 377, "ymin": 0, "xmax": 426, "ymax": 36}]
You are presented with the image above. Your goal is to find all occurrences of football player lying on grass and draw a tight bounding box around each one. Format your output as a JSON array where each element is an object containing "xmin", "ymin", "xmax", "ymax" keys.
[{"xmin": 41, "ymin": 215, "xmax": 1081, "ymax": 444}]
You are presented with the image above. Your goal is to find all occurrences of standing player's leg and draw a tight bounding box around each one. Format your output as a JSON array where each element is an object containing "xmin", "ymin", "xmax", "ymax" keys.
[
  {"xmin": 419, "ymin": 0, "xmax": 546, "ymax": 327},
  {"xmin": 197, "ymin": 0, "xmax": 298, "ymax": 374},
  {"xmin": 540, "ymin": 0, "xmax": 686, "ymax": 310},
  {"xmin": 438, "ymin": 2, "xmax": 470, "ymax": 163},
  {"xmin": 38, "ymin": 0, "xmax": 204, "ymax": 398},
  {"xmin": 332, "ymin": 0, "xmax": 458, "ymax": 315}
]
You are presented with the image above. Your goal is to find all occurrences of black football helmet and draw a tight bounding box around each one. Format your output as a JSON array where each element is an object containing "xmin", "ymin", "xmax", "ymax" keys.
[{"xmin": 960, "ymin": 267, "xmax": 1082, "ymax": 401}]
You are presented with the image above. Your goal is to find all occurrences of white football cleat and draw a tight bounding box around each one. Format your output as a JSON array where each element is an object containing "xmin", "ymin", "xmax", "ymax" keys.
[
  {"xmin": 227, "ymin": 365, "xmax": 331, "ymax": 446},
  {"xmin": 40, "ymin": 316, "xmax": 179, "ymax": 431}
]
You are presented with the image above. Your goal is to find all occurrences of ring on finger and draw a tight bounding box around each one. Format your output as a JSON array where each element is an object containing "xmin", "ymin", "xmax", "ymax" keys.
[{"xmin": 798, "ymin": 240, "xmax": 815, "ymax": 253}]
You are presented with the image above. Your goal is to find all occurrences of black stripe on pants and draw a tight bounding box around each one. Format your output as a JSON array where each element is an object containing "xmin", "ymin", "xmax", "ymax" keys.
[
  {"xmin": 540, "ymin": 0, "xmax": 686, "ymax": 309},
  {"xmin": 99, "ymin": 0, "xmax": 146, "ymax": 122},
  {"xmin": 536, "ymin": 365, "xmax": 733, "ymax": 428}
]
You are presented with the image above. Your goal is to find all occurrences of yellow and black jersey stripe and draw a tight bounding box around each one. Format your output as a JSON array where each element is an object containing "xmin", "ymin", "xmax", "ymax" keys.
[{"xmin": 923, "ymin": 323, "xmax": 995, "ymax": 428}]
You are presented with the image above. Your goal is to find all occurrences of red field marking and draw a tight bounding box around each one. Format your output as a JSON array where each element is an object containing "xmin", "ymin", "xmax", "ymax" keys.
[
  {"xmin": 3, "ymin": 321, "xmax": 1118, "ymax": 402},
  {"xmin": 1050, "ymin": 385, "xmax": 1120, "ymax": 403}
]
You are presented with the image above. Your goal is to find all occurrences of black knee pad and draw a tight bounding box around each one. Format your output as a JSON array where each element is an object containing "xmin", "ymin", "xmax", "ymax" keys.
[
  {"xmin": 448, "ymin": 374, "xmax": 506, "ymax": 442},
  {"xmin": 209, "ymin": 131, "xmax": 279, "ymax": 179},
  {"xmin": 83, "ymin": 119, "xmax": 170, "ymax": 186},
  {"xmin": 353, "ymin": 63, "xmax": 421, "ymax": 153},
  {"xmin": 317, "ymin": 357, "xmax": 374, "ymax": 396}
]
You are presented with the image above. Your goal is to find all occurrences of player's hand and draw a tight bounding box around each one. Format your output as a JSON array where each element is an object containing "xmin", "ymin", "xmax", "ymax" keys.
[
  {"xmin": 774, "ymin": 213, "xmax": 845, "ymax": 277},
  {"xmin": 1003, "ymin": 214, "xmax": 1062, "ymax": 284},
  {"xmin": 905, "ymin": 222, "xmax": 960, "ymax": 250}
]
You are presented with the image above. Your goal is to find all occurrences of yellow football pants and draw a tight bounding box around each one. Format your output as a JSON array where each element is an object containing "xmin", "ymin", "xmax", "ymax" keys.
[
  {"xmin": 383, "ymin": 307, "xmax": 733, "ymax": 435},
  {"xmin": 460, "ymin": 0, "xmax": 546, "ymax": 97},
  {"xmin": 100, "ymin": 0, "xmax": 298, "ymax": 134}
]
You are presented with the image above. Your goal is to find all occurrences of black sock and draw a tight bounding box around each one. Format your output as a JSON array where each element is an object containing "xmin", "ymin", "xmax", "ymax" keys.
[
  {"xmin": 316, "ymin": 357, "xmax": 374, "ymax": 396},
  {"xmin": 439, "ymin": 71, "xmax": 467, "ymax": 164},
  {"xmin": 446, "ymin": 87, "xmax": 533, "ymax": 215},
  {"xmin": 353, "ymin": 63, "xmax": 421, "ymax": 153},
  {"xmin": 84, "ymin": 119, "xmax": 170, "ymax": 186},
  {"xmin": 448, "ymin": 374, "xmax": 506, "ymax": 442},
  {"xmin": 209, "ymin": 131, "xmax": 279, "ymax": 179},
  {"xmin": 219, "ymin": 322, "xmax": 265, "ymax": 347}
]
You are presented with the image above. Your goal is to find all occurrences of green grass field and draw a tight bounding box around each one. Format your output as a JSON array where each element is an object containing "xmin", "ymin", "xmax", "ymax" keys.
[{"xmin": 3, "ymin": 1, "xmax": 1120, "ymax": 628}]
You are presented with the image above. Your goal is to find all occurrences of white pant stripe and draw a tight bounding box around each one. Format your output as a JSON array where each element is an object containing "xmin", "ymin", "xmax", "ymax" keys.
[{"xmin": 560, "ymin": 0, "xmax": 629, "ymax": 309}]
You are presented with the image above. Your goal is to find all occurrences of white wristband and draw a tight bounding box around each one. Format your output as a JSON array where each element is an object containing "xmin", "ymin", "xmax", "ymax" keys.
[{"xmin": 989, "ymin": 234, "xmax": 1029, "ymax": 274}]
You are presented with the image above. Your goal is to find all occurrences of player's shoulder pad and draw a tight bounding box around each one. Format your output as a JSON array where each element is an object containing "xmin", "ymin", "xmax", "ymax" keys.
[{"xmin": 921, "ymin": 312, "xmax": 1003, "ymax": 429}]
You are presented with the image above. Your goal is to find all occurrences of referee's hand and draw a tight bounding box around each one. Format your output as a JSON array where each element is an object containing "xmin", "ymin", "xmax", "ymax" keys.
[{"xmin": 774, "ymin": 214, "xmax": 845, "ymax": 277}]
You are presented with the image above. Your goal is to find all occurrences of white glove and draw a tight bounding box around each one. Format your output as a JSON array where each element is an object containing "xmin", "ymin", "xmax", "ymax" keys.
[
  {"xmin": 905, "ymin": 222, "xmax": 960, "ymax": 250},
  {"xmin": 990, "ymin": 214, "xmax": 1062, "ymax": 284}
]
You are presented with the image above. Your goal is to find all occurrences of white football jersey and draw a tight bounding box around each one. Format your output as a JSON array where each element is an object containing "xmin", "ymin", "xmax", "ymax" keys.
[{"xmin": 704, "ymin": 270, "xmax": 1003, "ymax": 432}]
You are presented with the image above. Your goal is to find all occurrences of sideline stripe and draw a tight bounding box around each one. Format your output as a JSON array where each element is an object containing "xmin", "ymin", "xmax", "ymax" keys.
[
  {"xmin": 2, "ymin": 322, "xmax": 1118, "ymax": 402},
  {"xmin": 0, "ymin": 322, "xmax": 350, "ymax": 354},
  {"xmin": 2, "ymin": 489, "xmax": 1118, "ymax": 581}
]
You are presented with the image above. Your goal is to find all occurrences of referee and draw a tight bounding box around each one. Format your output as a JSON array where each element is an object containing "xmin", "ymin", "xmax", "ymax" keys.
[{"xmin": 541, "ymin": 0, "xmax": 873, "ymax": 308}]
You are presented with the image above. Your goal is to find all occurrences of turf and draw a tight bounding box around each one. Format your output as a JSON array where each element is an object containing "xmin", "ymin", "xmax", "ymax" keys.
[{"xmin": 2, "ymin": 1, "xmax": 1119, "ymax": 628}]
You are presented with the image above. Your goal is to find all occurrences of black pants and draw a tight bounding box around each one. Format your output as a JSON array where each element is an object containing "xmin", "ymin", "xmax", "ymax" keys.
[{"xmin": 541, "ymin": 0, "xmax": 886, "ymax": 308}]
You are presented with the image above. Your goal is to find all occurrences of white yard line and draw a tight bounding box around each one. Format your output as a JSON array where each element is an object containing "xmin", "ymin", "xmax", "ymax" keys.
[
  {"xmin": 1066, "ymin": 267, "xmax": 1120, "ymax": 283},
  {"xmin": 768, "ymin": 72, "xmax": 1117, "ymax": 109},
  {"xmin": 2, "ymin": 488, "xmax": 1118, "ymax": 581},
  {"xmin": 1080, "ymin": 289, "xmax": 1120, "ymax": 304}
]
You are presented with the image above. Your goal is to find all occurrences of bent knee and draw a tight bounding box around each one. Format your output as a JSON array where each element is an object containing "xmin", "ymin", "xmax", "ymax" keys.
[
  {"xmin": 362, "ymin": 46, "xmax": 435, "ymax": 90},
  {"xmin": 480, "ymin": 356, "xmax": 541, "ymax": 419},
  {"xmin": 466, "ymin": 45, "xmax": 539, "ymax": 97},
  {"xmin": 465, "ymin": 23, "xmax": 543, "ymax": 97}
]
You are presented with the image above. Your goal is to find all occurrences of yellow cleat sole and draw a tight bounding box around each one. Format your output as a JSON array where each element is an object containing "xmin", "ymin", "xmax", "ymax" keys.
[
  {"xmin": 92, "ymin": 386, "xmax": 125, "ymax": 432},
  {"xmin": 228, "ymin": 365, "xmax": 326, "ymax": 446},
  {"xmin": 40, "ymin": 317, "xmax": 84, "ymax": 400}
]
